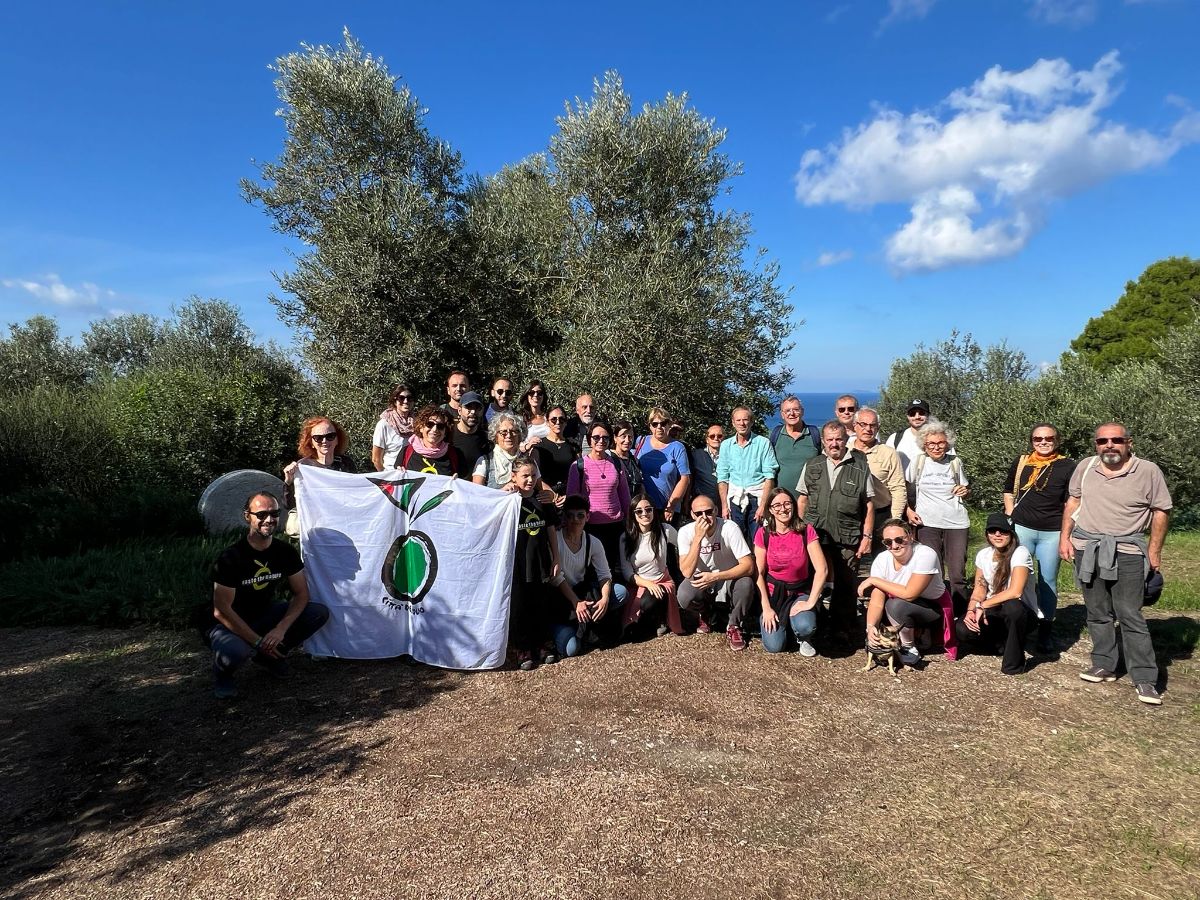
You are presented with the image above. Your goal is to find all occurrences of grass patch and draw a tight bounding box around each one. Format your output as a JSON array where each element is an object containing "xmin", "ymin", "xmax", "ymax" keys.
[{"xmin": 0, "ymin": 533, "xmax": 243, "ymax": 629}]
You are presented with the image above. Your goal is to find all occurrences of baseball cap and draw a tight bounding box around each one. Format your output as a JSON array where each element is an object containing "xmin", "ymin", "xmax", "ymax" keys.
[
  {"xmin": 460, "ymin": 391, "xmax": 485, "ymax": 408},
  {"xmin": 985, "ymin": 512, "xmax": 1015, "ymax": 534},
  {"xmin": 907, "ymin": 399, "xmax": 930, "ymax": 414}
]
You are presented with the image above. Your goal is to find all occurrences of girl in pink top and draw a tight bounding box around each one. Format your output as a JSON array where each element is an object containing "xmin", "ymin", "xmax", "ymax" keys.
[
  {"xmin": 753, "ymin": 488, "xmax": 827, "ymax": 656},
  {"xmin": 565, "ymin": 420, "xmax": 630, "ymax": 577}
]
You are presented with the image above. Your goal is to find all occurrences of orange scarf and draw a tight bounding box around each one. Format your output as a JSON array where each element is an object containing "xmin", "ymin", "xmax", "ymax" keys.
[{"xmin": 1020, "ymin": 453, "xmax": 1065, "ymax": 493}]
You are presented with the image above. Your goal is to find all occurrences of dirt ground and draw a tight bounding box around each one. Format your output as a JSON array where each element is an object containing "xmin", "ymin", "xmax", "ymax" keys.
[{"xmin": 2, "ymin": 600, "xmax": 1198, "ymax": 900}]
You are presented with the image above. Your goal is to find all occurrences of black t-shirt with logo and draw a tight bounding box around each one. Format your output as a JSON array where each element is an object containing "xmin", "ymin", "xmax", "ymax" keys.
[
  {"xmin": 212, "ymin": 537, "xmax": 304, "ymax": 623},
  {"xmin": 515, "ymin": 495, "xmax": 558, "ymax": 585}
]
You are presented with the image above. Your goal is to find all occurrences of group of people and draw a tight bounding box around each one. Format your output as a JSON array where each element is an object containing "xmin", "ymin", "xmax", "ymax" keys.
[{"xmin": 205, "ymin": 375, "xmax": 1173, "ymax": 708}]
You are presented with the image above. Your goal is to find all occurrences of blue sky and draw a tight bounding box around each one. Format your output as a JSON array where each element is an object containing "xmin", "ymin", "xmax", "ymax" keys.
[{"xmin": 2, "ymin": 0, "xmax": 1197, "ymax": 391}]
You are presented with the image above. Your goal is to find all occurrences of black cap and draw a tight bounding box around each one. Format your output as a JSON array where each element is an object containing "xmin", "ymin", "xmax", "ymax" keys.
[
  {"xmin": 907, "ymin": 399, "xmax": 930, "ymax": 414},
  {"xmin": 460, "ymin": 391, "xmax": 485, "ymax": 409},
  {"xmin": 985, "ymin": 512, "xmax": 1015, "ymax": 534}
]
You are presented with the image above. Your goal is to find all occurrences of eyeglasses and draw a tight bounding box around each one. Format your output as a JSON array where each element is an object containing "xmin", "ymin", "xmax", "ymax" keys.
[
  {"xmin": 548, "ymin": 416, "xmax": 565, "ymax": 424},
  {"xmin": 564, "ymin": 511, "xmax": 588, "ymax": 521},
  {"xmin": 692, "ymin": 508, "xmax": 715, "ymax": 517},
  {"xmin": 312, "ymin": 432, "xmax": 338, "ymax": 443},
  {"xmin": 882, "ymin": 537, "xmax": 909, "ymax": 548},
  {"xmin": 855, "ymin": 421, "xmax": 879, "ymax": 429},
  {"xmin": 768, "ymin": 503, "xmax": 793, "ymax": 512},
  {"xmin": 649, "ymin": 421, "xmax": 667, "ymax": 428},
  {"xmin": 249, "ymin": 509, "xmax": 281, "ymax": 521},
  {"xmin": 707, "ymin": 433, "xmax": 724, "ymax": 440},
  {"xmin": 925, "ymin": 441, "xmax": 947, "ymax": 449},
  {"xmin": 496, "ymin": 429, "xmax": 519, "ymax": 437},
  {"xmin": 633, "ymin": 507, "xmax": 654, "ymax": 517},
  {"xmin": 1031, "ymin": 436, "xmax": 1056, "ymax": 443},
  {"xmin": 1095, "ymin": 437, "xmax": 1128, "ymax": 445},
  {"xmin": 590, "ymin": 434, "xmax": 611, "ymax": 443},
  {"xmin": 837, "ymin": 406, "xmax": 857, "ymax": 413},
  {"xmin": 426, "ymin": 422, "xmax": 447, "ymax": 432}
]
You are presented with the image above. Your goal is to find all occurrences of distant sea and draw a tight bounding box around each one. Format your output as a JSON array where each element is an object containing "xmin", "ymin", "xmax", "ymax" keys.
[{"xmin": 763, "ymin": 391, "xmax": 880, "ymax": 430}]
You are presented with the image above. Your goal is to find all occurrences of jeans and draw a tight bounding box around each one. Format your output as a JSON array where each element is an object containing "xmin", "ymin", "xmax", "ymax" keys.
[
  {"xmin": 678, "ymin": 575, "xmax": 755, "ymax": 628},
  {"xmin": 1014, "ymin": 524, "xmax": 1061, "ymax": 621},
  {"xmin": 760, "ymin": 608, "xmax": 818, "ymax": 653},
  {"xmin": 1077, "ymin": 552, "xmax": 1158, "ymax": 684},
  {"xmin": 207, "ymin": 601, "xmax": 331, "ymax": 674},
  {"xmin": 729, "ymin": 493, "xmax": 762, "ymax": 545},
  {"xmin": 916, "ymin": 526, "xmax": 969, "ymax": 615},
  {"xmin": 553, "ymin": 583, "xmax": 628, "ymax": 657}
]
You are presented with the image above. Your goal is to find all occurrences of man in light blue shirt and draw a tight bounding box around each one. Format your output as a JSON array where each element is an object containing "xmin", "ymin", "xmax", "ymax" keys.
[{"xmin": 717, "ymin": 407, "xmax": 779, "ymax": 544}]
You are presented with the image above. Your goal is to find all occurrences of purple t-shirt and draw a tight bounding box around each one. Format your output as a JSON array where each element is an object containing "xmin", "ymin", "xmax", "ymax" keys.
[{"xmin": 565, "ymin": 455, "xmax": 631, "ymax": 525}]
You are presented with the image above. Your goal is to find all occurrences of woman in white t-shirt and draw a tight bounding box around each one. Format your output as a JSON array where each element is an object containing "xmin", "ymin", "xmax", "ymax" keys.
[
  {"xmin": 858, "ymin": 518, "xmax": 952, "ymax": 667},
  {"xmin": 905, "ymin": 420, "xmax": 971, "ymax": 615},
  {"xmin": 955, "ymin": 513, "xmax": 1034, "ymax": 675},
  {"xmin": 619, "ymin": 494, "xmax": 683, "ymax": 637},
  {"xmin": 550, "ymin": 494, "xmax": 628, "ymax": 658},
  {"xmin": 370, "ymin": 384, "xmax": 414, "ymax": 470}
]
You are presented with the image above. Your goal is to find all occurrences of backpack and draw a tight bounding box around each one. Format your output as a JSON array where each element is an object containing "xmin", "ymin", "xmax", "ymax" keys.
[
  {"xmin": 911, "ymin": 452, "xmax": 963, "ymax": 485},
  {"xmin": 770, "ymin": 423, "xmax": 820, "ymax": 451}
]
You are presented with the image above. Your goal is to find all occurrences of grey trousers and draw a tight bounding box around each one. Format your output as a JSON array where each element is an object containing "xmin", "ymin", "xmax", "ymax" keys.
[
  {"xmin": 1077, "ymin": 552, "xmax": 1158, "ymax": 684},
  {"xmin": 678, "ymin": 575, "xmax": 756, "ymax": 629}
]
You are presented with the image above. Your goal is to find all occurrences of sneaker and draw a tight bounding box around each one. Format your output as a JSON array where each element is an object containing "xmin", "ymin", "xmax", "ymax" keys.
[
  {"xmin": 898, "ymin": 645, "xmax": 922, "ymax": 667},
  {"xmin": 1079, "ymin": 666, "xmax": 1118, "ymax": 683},
  {"xmin": 727, "ymin": 625, "xmax": 746, "ymax": 652},
  {"xmin": 542, "ymin": 648, "xmax": 558, "ymax": 665},
  {"xmin": 656, "ymin": 624, "xmax": 670, "ymax": 637},
  {"xmin": 696, "ymin": 616, "xmax": 713, "ymax": 635},
  {"xmin": 517, "ymin": 651, "xmax": 536, "ymax": 671},
  {"xmin": 213, "ymin": 670, "xmax": 238, "ymax": 700},
  {"xmin": 1135, "ymin": 682, "xmax": 1162, "ymax": 706},
  {"xmin": 797, "ymin": 639, "xmax": 817, "ymax": 658}
]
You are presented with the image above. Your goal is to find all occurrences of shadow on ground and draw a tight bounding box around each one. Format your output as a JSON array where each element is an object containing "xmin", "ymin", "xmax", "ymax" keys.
[{"xmin": 0, "ymin": 627, "xmax": 463, "ymax": 898}]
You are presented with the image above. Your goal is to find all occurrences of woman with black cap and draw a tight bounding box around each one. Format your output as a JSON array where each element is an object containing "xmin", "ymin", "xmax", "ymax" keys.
[{"xmin": 956, "ymin": 512, "xmax": 1035, "ymax": 675}]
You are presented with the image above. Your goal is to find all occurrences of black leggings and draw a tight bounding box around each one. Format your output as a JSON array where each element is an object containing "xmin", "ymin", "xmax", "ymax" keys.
[{"xmin": 884, "ymin": 596, "xmax": 943, "ymax": 629}]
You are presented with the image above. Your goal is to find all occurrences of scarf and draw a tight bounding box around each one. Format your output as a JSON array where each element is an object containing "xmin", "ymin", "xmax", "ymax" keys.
[
  {"xmin": 408, "ymin": 435, "xmax": 448, "ymax": 458},
  {"xmin": 381, "ymin": 408, "xmax": 414, "ymax": 437},
  {"xmin": 1019, "ymin": 453, "xmax": 1065, "ymax": 493}
]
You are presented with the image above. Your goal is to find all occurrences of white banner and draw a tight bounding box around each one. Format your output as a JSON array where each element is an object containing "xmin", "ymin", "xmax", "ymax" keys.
[{"xmin": 295, "ymin": 466, "xmax": 520, "ymax": 669}]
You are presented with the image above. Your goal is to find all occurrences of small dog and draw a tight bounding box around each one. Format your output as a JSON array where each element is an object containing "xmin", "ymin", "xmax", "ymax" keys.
[{"xmin": 862, "ymin": 624, "xmax": 902, "ymax": 675}]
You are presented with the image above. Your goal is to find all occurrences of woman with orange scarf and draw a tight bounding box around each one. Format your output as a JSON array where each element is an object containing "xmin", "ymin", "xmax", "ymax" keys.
[{"xmin": 1003, "ymin": 424, "xmax": 1076, "ymax": 654}]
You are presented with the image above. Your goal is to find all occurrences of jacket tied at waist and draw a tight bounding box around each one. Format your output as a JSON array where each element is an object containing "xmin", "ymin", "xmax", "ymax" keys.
[{"xmin": 1072, "ymin": 526, "xmax": 1149, "ymax": 584}]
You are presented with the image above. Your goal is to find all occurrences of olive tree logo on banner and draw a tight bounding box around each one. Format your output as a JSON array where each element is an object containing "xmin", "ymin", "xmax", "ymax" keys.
[{"xmin": 367, "ymin": 476, "xmax": 453, "ymax": 605}]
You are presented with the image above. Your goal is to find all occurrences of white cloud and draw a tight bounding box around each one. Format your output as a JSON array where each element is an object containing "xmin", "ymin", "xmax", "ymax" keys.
[
  {"xmin": 1, "ymin": 273, "xmax": 114, "ymax": 308},
  {"xmin": 795, "ymin": 52, "xmax": 1198, "ymax": 272},
  {"xmin": 1028, "ymin": 0, "xmax": 1098, "ymax": 26},
  {"xmin": 815, "ymin": 249, "xmax": 854, "ymax": 267},
  {"xmin": 879, "ymin": 0, "xmax": 938, "ymax": 30}
]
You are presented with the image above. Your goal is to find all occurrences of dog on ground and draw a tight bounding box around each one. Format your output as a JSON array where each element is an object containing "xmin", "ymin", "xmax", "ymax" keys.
[{"xmin": 863, "ymin": 624, "xmax": 902, "ymax": 675}]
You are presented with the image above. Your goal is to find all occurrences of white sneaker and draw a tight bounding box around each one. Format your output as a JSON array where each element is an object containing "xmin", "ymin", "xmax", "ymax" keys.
[
  {"xmin": 797, "ymin": 640, "xmax": 817, "ymax": 658},
  {"xmin": 899, "ymin": 645, "xmax": 922, "ymax": 666}
]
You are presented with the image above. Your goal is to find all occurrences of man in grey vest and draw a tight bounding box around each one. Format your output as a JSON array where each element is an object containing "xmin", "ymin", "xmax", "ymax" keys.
[
  {"xmin": 1060, "ymin": 422, "xmax": 1171, "ymax": 706},
  {"xmin": 796, "ymin": 421, "xmax": 874, "ymax": 645}
]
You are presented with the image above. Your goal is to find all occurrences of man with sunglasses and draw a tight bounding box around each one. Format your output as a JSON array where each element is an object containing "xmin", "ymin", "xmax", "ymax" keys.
[
  {"xmin": 206, "ymin": 492, "xmax": 330, "ymax": 699},
  {"xmin": 677, "ymin": 495, "xmax": 755, "ymax": 649},
  {"xmin": 689, "ymin": 424, "xmax": 725, "ymax": 507},
  {"xmin": 833, "ymin": 395, "xmax": 859, "ymax": 429},
  {"xmin": 1061, "ymin": 423, "xmax": 1172, "ymax": 705},
  {"xmin": 486, "ymin": 377, "xmax": 514, "ymax": 423}
]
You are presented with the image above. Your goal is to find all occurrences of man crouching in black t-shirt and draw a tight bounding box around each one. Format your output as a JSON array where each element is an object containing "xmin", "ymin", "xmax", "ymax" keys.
[{"xmin": 206, "ymin": 492, "xmax": 330, "ymax": 699}]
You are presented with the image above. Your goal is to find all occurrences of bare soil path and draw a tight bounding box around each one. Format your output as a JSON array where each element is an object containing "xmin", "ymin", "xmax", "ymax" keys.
[{"xmin": 2, "ymin": 600, "xmax": 1197, "ymax": 900}]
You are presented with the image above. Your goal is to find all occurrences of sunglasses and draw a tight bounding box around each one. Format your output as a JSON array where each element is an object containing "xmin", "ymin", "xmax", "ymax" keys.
[
  {"xmin": 907, "ymin": 409, "xmax": 926, "ymax": 416},
  {"xmin": 548, "ymin": 416, "xmax": 566, "ymax": 424},
  {"xmin": 837, "ymin": 406, "xmax": 857, "ymax": 413},
  {"xmin": 496, "ymin": 429, "xmax": 519, "ymax": 437},
  {"xmin": 396, "ymin": 395, "xmax": 412, "ymax": 403},
  {"xmin": 494, "ymin": 388, "xmax": 511, "ymax": 395},
  {"xmin": 633, "ymin": 507, "xmax": 654, "ymax": 517},
  {"xmin": 649, "ymin": 421, "xmax": 667, "ymax": 428},
  {"xmin": 312, "ymin": 432, "xmax": 338, "ymax": 443},
  {"xmin": 249, "ymin": 509, "xmax": 281, "ymax": 521},
  {"xmin": 1095, "ymin": 437, "xmax": 1128, "ymax": 445},
  {"xmin": 590, "ymin": 434, "xmax": 611, "ymax": 443},
  {"xmin": 527, "ymin": 389, "xmax": 544, "ymax": 396},
  {"xmin": 882, "ymin": 537, "xmax": 909, "ymax": 548},
  {"xmin": 693, "ymin": 508, "xmax": 715, "ymax": 517},
  {"xmin": 1031, "ymin": 436, "xmax": 1056, "ymax": 443},
  {"xmin": 425, "ymin": 422, "xmax": 447, "ymax": 431},
  {"xmin": 986, "ymin": 528, "xmax": 1010, "ymax": 536},
  {"xmin": 707, "ymin": 433, "xmax": 724, "ymax": 440}
]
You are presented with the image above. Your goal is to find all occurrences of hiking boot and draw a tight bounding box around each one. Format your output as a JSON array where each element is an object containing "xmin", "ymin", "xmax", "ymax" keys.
[
  {"xmin": 1036, "ymin": 621, "xmax": 1055, "ymax": 654},
  {"xmin": 898, "ymin": 645, "xmax": 922, "ymax": 667},
  {"xmin": 797, "ymin": 639, "xmax": 817, "ymax": 658},
  {"xmin": 1079, "ymin": 666, "xmax": 1118, "ymax": 683},
  {"xmin": 1135, "ymin": 683, "xmax": 1163, "ymax": 706},
  {"xmin": 727, "ymin": 625, "xmax": 746, "ymax": 651}
]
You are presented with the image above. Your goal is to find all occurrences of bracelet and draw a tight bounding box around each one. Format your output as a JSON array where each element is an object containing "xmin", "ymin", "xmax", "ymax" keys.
[{"xmin": 254, "ymin": 636, "xmax": 263, "ymax": 649}]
